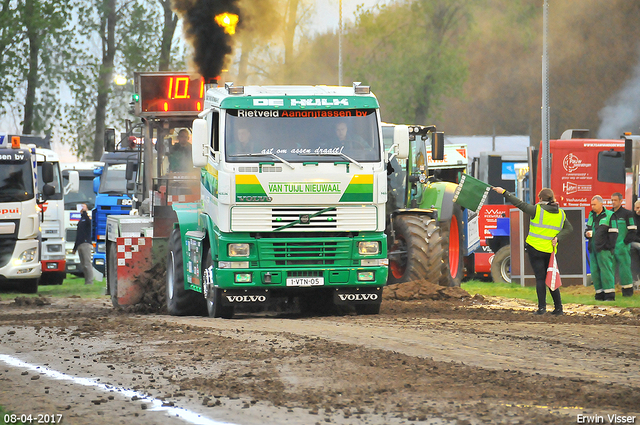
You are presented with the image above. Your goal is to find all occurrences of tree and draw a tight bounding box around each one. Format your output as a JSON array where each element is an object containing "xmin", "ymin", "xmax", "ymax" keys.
[
  {"xmin": 347, "ymin": 0, "xmax": 473, "ymax": 125},
  {"xmin": 65, "ymin": 0, "xmax": 174, "ymax": 159},
  {"xmin": 0, "ymin": 0, "xmax": 76, "ymax": 134}
]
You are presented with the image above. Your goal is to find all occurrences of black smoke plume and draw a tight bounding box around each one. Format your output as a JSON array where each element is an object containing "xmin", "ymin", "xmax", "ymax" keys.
[{"xmin": 172, "ymin": 0, "xmax": 241, "ymax": 80}]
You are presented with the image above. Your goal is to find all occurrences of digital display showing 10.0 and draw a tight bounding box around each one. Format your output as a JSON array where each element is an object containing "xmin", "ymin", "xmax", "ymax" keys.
[{"xmin": 136, "ymin": 73, "xmax": 205, "ymax": 116}]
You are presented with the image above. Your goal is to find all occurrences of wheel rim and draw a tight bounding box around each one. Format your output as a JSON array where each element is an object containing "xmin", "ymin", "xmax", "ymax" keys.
[
  {"xmin": 389, "ymin": 236, "xmax": 408, "ymax": 279},
  {"xmin": 448, "ymin": 218, "xmax": 460, "ymax": 278},
  {"xmin": 167, "ymin": 251, "xmax": 175, "ymax": 299},
  {"xmin": 501, "ymin": 256, "xmax": 511, "ymax": 282}
]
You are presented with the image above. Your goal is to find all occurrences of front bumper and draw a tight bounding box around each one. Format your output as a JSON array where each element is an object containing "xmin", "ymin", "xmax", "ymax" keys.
[{"xmin": 0, "ymin": 240, "xmax": 41, "ymax": 280}]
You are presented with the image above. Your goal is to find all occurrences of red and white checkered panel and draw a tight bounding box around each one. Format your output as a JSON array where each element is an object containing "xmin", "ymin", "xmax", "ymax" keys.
[
  {"xmin": 115, "ymin": 236, "xmax": 152, "ymax": 305},
  {"xmin": 116, "ymin": 237, "xmax": 151, "ymax": 267}
]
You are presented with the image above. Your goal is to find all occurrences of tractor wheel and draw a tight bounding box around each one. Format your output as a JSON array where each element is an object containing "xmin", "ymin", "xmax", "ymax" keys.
[
  {"xmin": 203, "ymin": 248, "xmax": 234, "ymax": 319},
  {"xmin": 387, "ymin": 215, "xmax": 446, "ymax": 285},
  {"xmin": 491, "ymin": 245, "xmax": 511, "ymax": 284},
  {"xmin": 438, "ymin": 205, "xmax": 465, "ymax": 287},
  {"xmin": 107, "ymin": 242, "xmax": 120, "ymax": 308},
  {"xmin": 166, "ymin": 228, "xmax": 206, "ymax": 316}
]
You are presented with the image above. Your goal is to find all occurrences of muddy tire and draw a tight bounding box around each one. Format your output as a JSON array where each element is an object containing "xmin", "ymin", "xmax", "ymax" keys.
[
  {"xmin": 203, "ymin": 248, "xmax": 234, "ymax": 319},
  {"xmin": 439, "ymin": 205, "xmax": 464, "ymax": 287},
  {"xmin": 387, "ymin": 215, "xmax": 447, "ymax": 286},
  {"xmin": 107, "ymin": 242, "xmax": 120, "ymax": 308},
  {"xmin": 491, "ymin": 245, "xmax": 511, "ymax": 284},
  {"xmin": 166, "ymin": 228, "xmax": 206, "ymax": 316}
]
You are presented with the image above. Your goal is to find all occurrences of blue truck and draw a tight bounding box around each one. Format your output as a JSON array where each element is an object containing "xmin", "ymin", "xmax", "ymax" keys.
[{"xmin": 91, "ymin": 150, "xmax": 139, "ymax": 275}]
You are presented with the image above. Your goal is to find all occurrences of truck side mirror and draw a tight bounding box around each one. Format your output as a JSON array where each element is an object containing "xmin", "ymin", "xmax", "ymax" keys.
[
  {"xmin": 192, "ymin": 118, "xmax": 209, "ymax": 167},
  {"xmin": 431, "ymin": 132, "xmax": 445, "ymax": 161},
  {"xmin": 43, "ymin": 184, "xmax": 55, "ymax": 197},
  {"xmin": 66, "ymin": 170, "xmax": 80, "ymax": 194},
  {"xmin": 105, "ymin": 128, "xmax": 116, "ymax": 152},
  {"xmin": 126, "ymin": 181, "xmax": 135, "ymax": 191},
  {"xmin": 93, "ymin": 176, "xmax": 100, "ymax": 194},
  {"xmin": 41, "ymin": 161, "xmax": 54, "ymax": 184},
  {"xmin": 125, "ymin": 162, "xmax": 138, "ymax": 181},
  {"xmin": 392, "ymin": 125, "xmax": 410, "ymax": 160}
]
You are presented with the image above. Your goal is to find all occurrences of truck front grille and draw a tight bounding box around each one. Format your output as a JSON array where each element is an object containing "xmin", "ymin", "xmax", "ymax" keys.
[
  {"xmin": 0, "ymin": 238, "xmax": 17, "ymax": 268},
  {"xmin": 258, "ymin": 239, "xmax": 351, "ymax": 267},
  {"xmin": 231, "ymin": 206, "xmax": 378, "ymax": 232}
]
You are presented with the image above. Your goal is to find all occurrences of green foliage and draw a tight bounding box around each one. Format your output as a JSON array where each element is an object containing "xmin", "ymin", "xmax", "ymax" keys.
[
  {"xmin": 0, "ymin": 0, "xmax": 76, "ymax": 132},
  {"xmin": 0, "ymin": 274, "xmax": 106, "ymax": 298},
  {"xmin": 462, "ymin": 280, "xmax": 640, "ymax": 309},
  {"xmin": 347, "ymin": 0, "xmax": 474, "ymax": 125}
]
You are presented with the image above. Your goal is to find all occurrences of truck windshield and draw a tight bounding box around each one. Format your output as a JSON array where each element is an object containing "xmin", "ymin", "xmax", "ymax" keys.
[
  {"xmin": 63, "ymin": 172, "xmax": 96, "ymax": 209},
  {"xmin": 225, "ymin": 109, "xmax": 381, "ymax": 163},
  {"xmin": 37, "ymin": 161, "xmax": 63, "ymax": 200},
  {"xmin": 99, "ymin": 164, "xmax": 130, "ymax": 194},
  {"xmin": 0, "ymin": 152, "xmax": 35, "ymax": 202}
]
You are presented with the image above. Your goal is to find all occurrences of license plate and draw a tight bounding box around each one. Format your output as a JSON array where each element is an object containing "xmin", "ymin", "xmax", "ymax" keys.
[
  {"xmin": 68, "ymin": 265, "xmax": 76, "ymax": 270},
  {"xmin": 286, "ymin": 277, "xmax": 324, "ymax": 287}
]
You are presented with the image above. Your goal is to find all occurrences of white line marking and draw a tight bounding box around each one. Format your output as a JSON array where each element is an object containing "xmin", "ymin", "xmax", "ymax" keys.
[{"xmin": 0, "ymin": 354, "xmax": 238, "ymax": 425}]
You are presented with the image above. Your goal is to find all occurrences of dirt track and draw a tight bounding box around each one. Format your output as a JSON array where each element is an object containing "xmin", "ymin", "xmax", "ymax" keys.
[{"xmin": 0, "ymin": 294, "xmax": 639, "ymax": 425}]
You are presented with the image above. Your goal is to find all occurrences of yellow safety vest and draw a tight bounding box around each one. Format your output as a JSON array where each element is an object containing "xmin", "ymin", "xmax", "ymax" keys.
[{"xmin": 526, "ymin": 204, "xmax": 566, "ymax": 253}]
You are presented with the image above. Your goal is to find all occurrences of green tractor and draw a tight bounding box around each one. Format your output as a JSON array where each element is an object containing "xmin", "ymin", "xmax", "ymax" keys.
[{"xmin": 383, "ymin": 124, "xmax": 473, "ymax": 287}]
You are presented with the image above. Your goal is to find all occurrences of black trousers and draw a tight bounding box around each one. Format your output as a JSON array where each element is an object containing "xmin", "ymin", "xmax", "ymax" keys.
[{"xmin": 526, "ymin": 243, "xmax": 562, "ymax": 309}]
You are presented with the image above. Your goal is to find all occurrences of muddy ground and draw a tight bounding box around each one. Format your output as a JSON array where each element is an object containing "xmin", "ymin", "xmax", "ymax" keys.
[{"xmin": 0, "ymin": 291, "xmax": 638, "ymax": 425}]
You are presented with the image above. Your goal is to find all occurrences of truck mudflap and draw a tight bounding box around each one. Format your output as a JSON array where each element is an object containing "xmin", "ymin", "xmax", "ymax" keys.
[
  {"xmin": 115, "ymin": 236, "xmax": 152, "ymax": 305},
  {"xmin": 332, "ymin": 287, "xmax": 383, "ymax": 305},
  {"xmin": 219, "ymin": 288, "xmax": 270, "ymax": 305}
]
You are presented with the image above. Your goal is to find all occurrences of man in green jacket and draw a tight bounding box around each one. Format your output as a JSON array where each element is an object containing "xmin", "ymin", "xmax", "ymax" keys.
[
  {"xmin": 586, "ymin": 195, "xmax": 618, "ymax": 301},
  {"xmin": 611, "ymin": 192, "xmax": 636, "ymax": 297}
]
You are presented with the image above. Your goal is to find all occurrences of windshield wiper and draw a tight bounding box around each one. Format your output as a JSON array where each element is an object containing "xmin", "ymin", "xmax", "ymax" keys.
[
  {"xmin": 297, "ymin": 152, "xmax": 363, "ymax": 169},
  {"xmin": 230, "ymin": 153, "xmax": 295, "ymax": 170}
]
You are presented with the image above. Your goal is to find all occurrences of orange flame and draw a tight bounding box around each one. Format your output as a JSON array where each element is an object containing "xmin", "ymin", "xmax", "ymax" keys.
[{"xmin": 214, "ymin": 12, "xmax": 238, "ymax": 35}]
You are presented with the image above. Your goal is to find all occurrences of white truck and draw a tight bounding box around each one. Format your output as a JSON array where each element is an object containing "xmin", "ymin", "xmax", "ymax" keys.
[{"xmin": 0, "ymin": 135, "xmax": 45, "ymax": 292}]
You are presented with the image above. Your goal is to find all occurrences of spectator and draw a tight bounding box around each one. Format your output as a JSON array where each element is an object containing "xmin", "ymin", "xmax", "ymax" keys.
[
  {"xmin": 611, "ymin": 192, "xmax": 636, "ymax": 297},
  {"xmin": 168, "ymin": 129, "xmax": 193, "ymax": 172},
  {"xmin": 492, "ymin": 186, "xmax": 573, "ymax": 315},
  {"xmin": 629, "ymin": 200, "xmax": 640, "ymax": 293},
  {"xmin": 585, "ymin": 195, "xmax": 618, "ymax": 301},
  {"xmin": 72, "ymin": 204, "xmax": 93, "ymax": 285}
]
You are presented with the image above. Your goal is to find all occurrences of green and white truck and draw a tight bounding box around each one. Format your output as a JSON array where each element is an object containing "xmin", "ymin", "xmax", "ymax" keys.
[{"xmin": 106, "ymin": 78, "xmax": 408, "ymax": 318}]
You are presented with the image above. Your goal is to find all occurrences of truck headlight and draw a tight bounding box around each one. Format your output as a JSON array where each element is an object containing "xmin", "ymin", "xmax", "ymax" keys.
[
  {"xmin": 14, "ymin": 248, "xmax": 37, "ymax": 265},
  {"xmin": 228, "ymin": 243, "xmax": 250, "ymax": 257},
  {"xmin": 47, "ymin": 244, "xmax": 63, "ymax": 253},
  {"xmin": 66, "ymin": 248, "xmax": 74, "ymax": 255},
  {"xmin": 97, "ymin": 242, "xmax": 106, "ymax": 253},
  {"xmin": 358, "ymin": 241, "xmax": 380, "ymax": 255}
]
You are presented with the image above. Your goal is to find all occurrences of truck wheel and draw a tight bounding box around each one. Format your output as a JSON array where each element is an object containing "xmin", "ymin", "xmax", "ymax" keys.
[
  {"xmin": 491, "ymin": 245, "xmax": 511, "ymax": 284},
  {"xmin": 387, "ymin": 215, "xmax": 445, "ymax": 285},
  {"xmin": 203, "ymin": 248, "xmax": 234, "ymax": 319},
  {"xmin": 21, "ymin": 279, "xmax": 38, "ymax": 294},
  {"xmin": 439, "ymin": 205, "xmax": 464, "ymax": 287},
  {"xmin": 107, "ymin": 242, "xmax": 120, "ymax": 308},
  {"xmin": 166, "ymin": 228, "xmax": 206, "ymax": 316}
]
